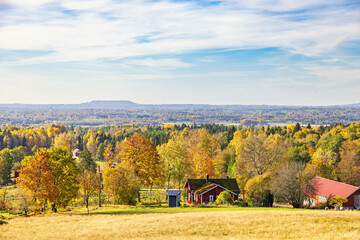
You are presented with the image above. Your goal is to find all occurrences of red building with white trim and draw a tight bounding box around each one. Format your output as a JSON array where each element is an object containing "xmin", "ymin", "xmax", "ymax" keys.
[
  {"xmin": 184, "ymin": 175, "xmax": 240, "ymax": 204},
  {"xmin": 304, "ymin": 176, "xmax": 360, "ymax": 209}
]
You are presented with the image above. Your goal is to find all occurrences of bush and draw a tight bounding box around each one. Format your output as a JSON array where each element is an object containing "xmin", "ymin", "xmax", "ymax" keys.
[
  {"xmin": 0, "ymin": 198, "xmax": 12, "ymax": 212},
  {"xmin": 215, "ymin": 191, "xmax": 231, "ymax": 205},
  {"xmin": 140, "ymin": 200, "xmax": 161, "ymax": 206},
  {"xmin": 231, "ymin": 200, "xmax": 245, "ymax": 207},
  {"xmin": 262, "ymin": 190, "xmax": 274, "ymax": 207},
  {"xmin": 189, "ymin": 202, "xmax": 201, "ymax": 207},
  {"xmin": 316, "ymin": 202, "xmax": 328, "ymax": 209},
  {"xmin": 245, "ymin": 174, "xmax": 270, "ymax": 206},
  {"xmin": 328, "ymin": 196, "xmax": 348, "ymax": 207}
]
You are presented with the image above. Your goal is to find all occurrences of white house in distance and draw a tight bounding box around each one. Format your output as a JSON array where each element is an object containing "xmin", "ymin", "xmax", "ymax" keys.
[{"xmin": 304, "ymin": 176, "xmax": 360, "ymax": 209}]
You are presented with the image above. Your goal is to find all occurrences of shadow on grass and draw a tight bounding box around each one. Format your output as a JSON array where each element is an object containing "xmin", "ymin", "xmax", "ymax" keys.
[
  {"xmin": 0, "ymin": 219, "xmax": 8, "ymax": 225},
  {"xmin": 79, "ymin": 205, "xmax": 302, "ymax": 216}
]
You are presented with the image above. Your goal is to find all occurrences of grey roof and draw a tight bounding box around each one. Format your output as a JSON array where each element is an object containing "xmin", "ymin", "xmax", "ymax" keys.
[{"xmin": 166, "ymin": 190, "xmax": 182, "ymax": 196}]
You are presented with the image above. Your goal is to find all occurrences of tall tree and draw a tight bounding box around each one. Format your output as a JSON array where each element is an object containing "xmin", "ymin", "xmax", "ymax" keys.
[
  {"xmin": 271, "ymin": 161, "xmax": 308, "ymax": 208},
  {"xmin": 0, "ymin": 149, "xmax": 14, "ymax": 183},
  {"xmin": 158, "ymin": 138, "xmax": 190, "ymax": 189},
  {"xmin": 237, "ymin": 133, "xmax": 284, "ymax": 180},
  {"xmin": 120, "ymin": 134, "xmax": 163, "ymax": 201},
  {"xmin": 336, "ymin": 140, "xmax": 360, "ymax": 186},
  {"xmin": 17, "ymin": 151, "xmax": 57, "ymax": 210},
  {"xmin": 48, "ymin": 147, "xmax": 79, "ymax": 211},
  {"xmin": 96, "ymin": 143, "xmax": 105, "ymax": 162},
  {"xmin": 102, "ymin": 161, "xmax": 140, "ymax": 205},
  {"xmin": 78, "ymin": 148, "xmax": 98, "ymax": 210}
]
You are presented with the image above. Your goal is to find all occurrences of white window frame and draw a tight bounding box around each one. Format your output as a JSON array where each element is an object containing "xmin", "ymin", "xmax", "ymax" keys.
[{"xmin": 209, "ymin": 195, "xmax": 214, "ymax": 202}]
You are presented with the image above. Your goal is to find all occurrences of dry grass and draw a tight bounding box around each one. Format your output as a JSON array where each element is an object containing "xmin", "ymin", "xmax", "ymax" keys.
[{"xmin": 1, "ymin": 209, "xmax": 359, "ymax": 239}]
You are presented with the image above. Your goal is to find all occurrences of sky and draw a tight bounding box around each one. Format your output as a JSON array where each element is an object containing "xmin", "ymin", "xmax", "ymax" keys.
[{"xmin": 0, "ymin": 0, "xmax": 359, "ymax": 105}]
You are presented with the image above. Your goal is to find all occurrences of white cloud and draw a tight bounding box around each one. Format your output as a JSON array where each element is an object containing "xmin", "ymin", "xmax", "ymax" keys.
[
  {"xmin": 0, "ymin": 0, "xmax": 359, "ymax": 64},
  {"xmin": 126, "ymin": 58, "xmax": 191, "ymax": 69}
]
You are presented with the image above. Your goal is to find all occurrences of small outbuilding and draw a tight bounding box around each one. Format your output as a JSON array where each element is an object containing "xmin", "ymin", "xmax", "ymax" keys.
[
  {"xmin": 166, "ymin": 190, "xmax": 182, "ymax": 207},
  {"xmin": 72, "ymin": 148, "xmax": 82, "ymax": 158},
  {"xmin": 304, "ymin": 176, "xmax": 360, "ymax": 209}
]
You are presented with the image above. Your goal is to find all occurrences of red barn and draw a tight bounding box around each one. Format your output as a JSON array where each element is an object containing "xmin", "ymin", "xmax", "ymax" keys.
[
  {"xmin": 184, "ymin": 175, "xmax": 240, "ymax": 204},
  {"xmin": 304, "ymin": 176, "xmax": 360, "ymax": 209}
]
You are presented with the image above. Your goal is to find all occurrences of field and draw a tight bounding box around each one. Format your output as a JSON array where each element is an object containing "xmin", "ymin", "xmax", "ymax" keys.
[{"xmin": 1, "ymin": 207, "xmax": 360, "ymax": 239}]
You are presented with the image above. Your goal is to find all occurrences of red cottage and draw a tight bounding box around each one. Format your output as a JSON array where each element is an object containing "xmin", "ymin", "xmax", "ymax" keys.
[
  {"xmin": 184, "ymin": 175, "xmax": 240, "ymax": 204},
  {"xmin": 304, "ymin": 176, "xmax": 360, "ymax": 209}
]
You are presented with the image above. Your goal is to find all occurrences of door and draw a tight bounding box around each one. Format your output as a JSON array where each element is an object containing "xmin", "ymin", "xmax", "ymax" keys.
[
  {"xmin": 169, "ymin": 196, "xmax": 177, "ymax": 207},
  {"xmin": 354, "ymin": 195, "xmax": 360, "ymax": 207}
]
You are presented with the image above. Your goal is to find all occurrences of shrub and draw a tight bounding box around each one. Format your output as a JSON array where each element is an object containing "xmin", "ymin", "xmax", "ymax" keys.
[
  {"xmin": 245, "ymin": 174, "xmax": 270, "ymax": 206},
  {"xmin": 230, "ymin": 200, "xmax": 245, "ymax": 207},
  {"xmin": 328, "ymin": 196, "xmax": 348, "ymax": 207},
  {"xmin": 189, "ymin": 202, "xmax": 201, "ymax": 207},
  {"xmin": 215, "ymin": 191, "xmax": 231, "ymax": 205},
  {"xmin": 316, "ymin": 202, "xmax": 328, "ymax": 209}
]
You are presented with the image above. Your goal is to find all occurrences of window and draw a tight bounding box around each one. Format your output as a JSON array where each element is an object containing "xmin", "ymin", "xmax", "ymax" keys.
[{"xmin": 209, "ymin": 195, "xmax": 214, "ymax": 202}]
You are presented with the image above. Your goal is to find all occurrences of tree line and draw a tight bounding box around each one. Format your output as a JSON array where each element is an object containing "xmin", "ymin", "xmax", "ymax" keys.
[{"xmin": 1, "ymin": 122, "xmax": 360, "ymax": 212}]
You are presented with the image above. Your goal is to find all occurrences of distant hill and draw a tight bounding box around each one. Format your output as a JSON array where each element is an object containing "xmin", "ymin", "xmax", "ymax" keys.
[
  {"xmin": 0, "ymin": 100, "xmax": 359, "ymax": 110},
  {"xmin": 0, "ymin": 100, "xmax": 138, "ymax": 110}
]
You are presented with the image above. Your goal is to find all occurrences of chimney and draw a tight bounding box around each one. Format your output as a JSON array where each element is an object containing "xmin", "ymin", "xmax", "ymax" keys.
[{"xmin": 206, "ymin": 174, "xmax": 209, "ymax": 183}]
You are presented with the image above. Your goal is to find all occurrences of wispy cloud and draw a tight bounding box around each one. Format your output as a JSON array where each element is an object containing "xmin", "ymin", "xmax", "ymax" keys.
[{"xmin": 1, "ymin": 0, "xmax": 359, "ymax": 64}]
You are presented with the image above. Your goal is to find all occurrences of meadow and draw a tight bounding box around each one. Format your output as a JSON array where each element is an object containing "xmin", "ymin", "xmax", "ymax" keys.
[{"xmin": 1, "ymin": 207, "xmax": 359, "ymax": 240}]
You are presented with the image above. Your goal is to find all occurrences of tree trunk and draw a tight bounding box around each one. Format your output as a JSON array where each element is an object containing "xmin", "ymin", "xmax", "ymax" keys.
[
  {"xmin": 86, "ymin": 196, "xmax": 89, "ymax": 215},
  {"xmin": 51, "ymin": 203, "xmax": 57, "ymax": 213},
  {"xmin": 167, "ymin": 175, "xmax": 170, "ymax": 190},
  {"xmin": 149, "ymin": 185, "xmax": 152, "ymax": 202}
]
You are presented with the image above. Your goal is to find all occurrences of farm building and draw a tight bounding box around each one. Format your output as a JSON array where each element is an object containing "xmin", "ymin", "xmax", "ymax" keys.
[
  {"xmin": 184, "ymin": 175, "xmax": 240, "ymax": 204},
  {"xmin": 304, "ymin": 176, "xmax": 360, "ymax": 209},
  {"xmin": 166, "ymin": 190, "xmax": 182, "ymax": 207},
  {"xmin": 72, "ymin": 148, "xmax": 82, "ymax": 158}
]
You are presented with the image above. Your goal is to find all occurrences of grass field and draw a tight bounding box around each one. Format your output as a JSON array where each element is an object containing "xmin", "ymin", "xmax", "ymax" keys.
[{"xmin": 1, "ymin": 207, "xmax": 359, "ymax": 239}]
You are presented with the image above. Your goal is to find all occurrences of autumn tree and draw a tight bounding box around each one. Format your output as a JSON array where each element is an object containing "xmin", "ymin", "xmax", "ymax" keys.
[
  {"xmin": 102, "ymin": 161, "xmax": 140, "ymax": 205},
  {"xmin": 17, "ymin": 151, "xmax": 57, "ymax": 210},
  {"xmin": 336, "ymin": 140, "xmax": 360, "ymax": 186},
  {"xmin": 158, "ymin": 138, "xmax": 190, "ymax": 189},
  {"xmin": 192, "ymin": 150, "xmax": 213, "ymax": 178},
  {"xmin": 245, "ymin": 173, "xmax": 271, "ymax": 206},
  {"xmin": 0, "ymin": 149, "xmax": 14, "ymax": 183},
  {"xmin": 85, "ymin": 132, "xmax": 97, "ymax": 159},
  {"xmin": 96, "ymin": 143, "xmax": 105, "ymax": 162},
  {"xmin": 212, "ymin": 148, "xmax": 233, "ymax": 178},
  {"xmin": 120, "ymin": 134, "xmax": 163, "ymax": 201},
  {"xmin": 271, "ymin": 161, "xmax": 307, "ymax": 208},
  {"xmin": 237, "ymin": 133, "xmax": 284, "ymax": 180},
  {"xmin": 78, "ymin": 148, "xmax": 97, "ymax": 210},
  {"xmin": 103, "ymin": 143, "xmax": 115, "ymax": 162},
  {"xmin": 48, "ymin": 147, "xmax": 79, "ymax": 211}
]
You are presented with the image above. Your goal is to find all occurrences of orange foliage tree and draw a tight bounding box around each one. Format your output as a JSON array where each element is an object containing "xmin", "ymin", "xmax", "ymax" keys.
[
  {"xmin": 17, "ymin": 151, "xmax": 57, "ymax": 210},
  {"xmin": 120, "ymin": 134, "xmax": 164, "ymax": 201}
]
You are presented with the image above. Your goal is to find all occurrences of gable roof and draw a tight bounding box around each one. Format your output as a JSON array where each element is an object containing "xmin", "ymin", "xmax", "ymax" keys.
[
  {"xmin": 186, "ymin": 178, "xmax": 240, "ymax": 194},
  {"xmin": 166, "ymin": 190, "xmax": 182, "ymax": 196},
  {"xmin": 194, "ymin": 182, "xmax": 218, "ymax": 194},
  {"xmin": 306, "ymin": 176, "xmax": 360, "ymax": 199},
  {"xmin": 72, "ymin": 148, "xmax": 81, "ymax": 153}
]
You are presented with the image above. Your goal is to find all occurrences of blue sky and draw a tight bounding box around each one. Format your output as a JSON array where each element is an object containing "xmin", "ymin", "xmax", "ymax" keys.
[{"xmin": 0, "ymin": 0, "xmax": 359, "ymax": 105}]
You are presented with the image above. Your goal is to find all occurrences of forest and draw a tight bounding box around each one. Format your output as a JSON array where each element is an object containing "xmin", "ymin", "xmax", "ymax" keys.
[
  {"xmin": 0, "ymin": 121, "xmax": 360, "ymax": 213},
  {"xmin": 1, "ymin": 101, "xmax": 360, "ymax": 126}
]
